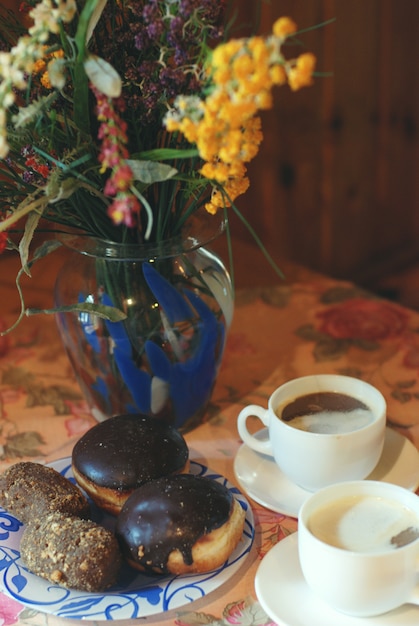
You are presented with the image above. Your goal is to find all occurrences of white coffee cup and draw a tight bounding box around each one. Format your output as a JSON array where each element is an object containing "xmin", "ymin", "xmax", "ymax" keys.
[
  {"xmin": 237, "ymin": 375, "xmax": 386, "ymax": 491},
  {"xmin": 298, "ymin": 480, "xmax": 419, "ymax": 617}
]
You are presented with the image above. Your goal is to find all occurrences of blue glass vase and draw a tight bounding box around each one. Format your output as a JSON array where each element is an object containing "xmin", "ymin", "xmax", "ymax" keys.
[{"xmin": 54, "ymin": 232, "xmax": 233, "ymax": 432}]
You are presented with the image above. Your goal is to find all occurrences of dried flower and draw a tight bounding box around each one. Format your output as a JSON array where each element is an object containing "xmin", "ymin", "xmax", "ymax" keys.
[{"xmin": 0, "ymin": 0, "xmax": 319, "ymax": 285}]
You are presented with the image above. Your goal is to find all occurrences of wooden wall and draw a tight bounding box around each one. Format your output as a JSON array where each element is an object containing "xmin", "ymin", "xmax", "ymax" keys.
[{"xmin": 232, "ymin": 0, "xmax": 419, "ymax": 288}]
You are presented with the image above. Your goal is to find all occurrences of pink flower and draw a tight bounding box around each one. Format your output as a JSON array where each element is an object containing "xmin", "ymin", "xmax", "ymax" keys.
[
  {"xmin": 225, "ymin": 599, "xmax": 247, "ymax": 623},
  {"xmin": 0, "ymin": 595, "xmax": 23, "ymax": 625},
  {"xmin": 64, "ymin": 415, "xmax": 93, "ymax": 438},
  {"xmin": 224, "ymin": 598, "xmax": 278, "ymax": 625},
  {"xmin": 112, "ymin": 164, "xmax": 135, "ymax": 191},
  {"xmin": 107, "ymin": 195, "xmax": 141, "ymax": 227},
  {"xmin": 316, "ymin": 298, "xmax": 409, "ymax": 342},
  {"xmin": 92, "ymin": 85, "xmax": 141, "ymax": 228}
]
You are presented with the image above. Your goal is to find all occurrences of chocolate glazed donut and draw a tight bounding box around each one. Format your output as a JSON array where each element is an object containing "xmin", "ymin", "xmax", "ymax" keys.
[
  {"xmin": 72, "ymin": 414, "xmax": 189, "ymax": 515},
  {"xmin": 115, "ymin": 474, "xmax": 245, "ymax": 575}
]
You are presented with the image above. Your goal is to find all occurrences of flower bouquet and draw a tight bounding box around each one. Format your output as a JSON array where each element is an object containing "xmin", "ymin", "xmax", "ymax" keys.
[{"xmin": 0, "ymin": 0, "xmax": 317, "ymax": 429}]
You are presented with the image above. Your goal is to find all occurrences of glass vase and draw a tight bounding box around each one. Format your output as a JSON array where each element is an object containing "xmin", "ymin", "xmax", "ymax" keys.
[{"xmin": 54, "ymin": 232, "xmax": 233, "ymax": 433}]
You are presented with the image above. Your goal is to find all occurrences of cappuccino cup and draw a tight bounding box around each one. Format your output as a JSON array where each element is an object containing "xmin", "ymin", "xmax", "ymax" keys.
[
  {"xmin": 298, "ymin": 480, "xmax": 419, "ymax": 617},
  {"xmin": 237, "ymin": 375, "xmax": 386, "ymax": 492}
]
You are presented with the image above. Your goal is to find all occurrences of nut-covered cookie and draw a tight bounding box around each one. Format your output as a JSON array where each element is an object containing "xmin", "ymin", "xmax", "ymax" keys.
[
  {"xmin": 20, "ymin": 512, "xmax": 122, "ymax": 592},
  {"xmin": 0, "ymin": 461, "xmax": 90, "ymax": 524}
]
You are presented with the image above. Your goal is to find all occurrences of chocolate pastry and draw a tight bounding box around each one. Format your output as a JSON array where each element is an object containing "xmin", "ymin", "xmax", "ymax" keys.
[
  {"xmin": 72, "ymin": 414, "xmax": 189, "ymax": 515},
  {"xmin": 115, "ymin": 474, "xmax": 245, "ymax": 575}
]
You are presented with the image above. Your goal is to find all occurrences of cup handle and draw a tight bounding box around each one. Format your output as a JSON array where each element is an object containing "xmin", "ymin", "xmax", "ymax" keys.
[{"xmin": 237, "ymin": 404, "xmax": 273, "ymax": 456}]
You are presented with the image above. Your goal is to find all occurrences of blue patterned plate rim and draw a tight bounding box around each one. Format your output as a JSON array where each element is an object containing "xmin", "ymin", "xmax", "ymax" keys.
[{"xmin": 0, "ymin": 458, "xmax": 254, "ymax": 621}]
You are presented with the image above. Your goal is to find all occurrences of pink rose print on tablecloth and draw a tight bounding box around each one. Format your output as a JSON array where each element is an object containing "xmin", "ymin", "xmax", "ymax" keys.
[
  {"xmin": 296, "ymin": 294, "xmax": 410, "ymax": 362},
  {"xmin": 175, "ymin": 596, "xmax": 277, "ymax": 626},
  {"xmin": 316, "ymin": 298, "xmax": 409, "ymax": 342},
  {"xmin": 0, "ymin": 595, "xmax": 23, "ymax": 626}
]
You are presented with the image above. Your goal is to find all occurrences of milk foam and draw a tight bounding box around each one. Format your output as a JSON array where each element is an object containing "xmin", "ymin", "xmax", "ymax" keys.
[
  {"xmin": 309, "ymin": 495, "xmax": 419, "ymax": 552},
  {"xmin": 289, "ymin": 408, "xmax": 373, "ymax": 434}
]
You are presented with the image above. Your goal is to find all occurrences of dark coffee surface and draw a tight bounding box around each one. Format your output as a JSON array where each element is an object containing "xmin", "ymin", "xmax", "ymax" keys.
[
  {"xmin": 72, "ymin": 414, "xmax": 188, "ymax": 489},
  {"xmin": 281, "ymin": 392, "xmax": 369, "ymax": 422},
  {"xmin": 115, "ymin": 474, "xmax": 233, "ymax": 572}
]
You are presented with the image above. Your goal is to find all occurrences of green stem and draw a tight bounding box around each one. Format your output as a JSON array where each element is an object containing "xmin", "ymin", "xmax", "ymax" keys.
[
  {"xmin": 73, "ymin": 0, "xmax": 105, "ymax": 134},
  {"xmin": 230, "ymin": 202, "xmax": 285, "ymax": 280}
]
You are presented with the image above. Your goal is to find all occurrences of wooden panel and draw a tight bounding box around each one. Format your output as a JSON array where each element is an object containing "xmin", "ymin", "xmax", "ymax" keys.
[{"xmin": 231, "ymin": 0, "xmax": 419, "ymax": 287}]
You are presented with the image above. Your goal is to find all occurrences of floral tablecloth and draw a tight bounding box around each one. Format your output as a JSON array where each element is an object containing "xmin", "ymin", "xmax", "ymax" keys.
[{"xmin": 0, "ymin": 271, "xmax": 419, "ymax": 626}]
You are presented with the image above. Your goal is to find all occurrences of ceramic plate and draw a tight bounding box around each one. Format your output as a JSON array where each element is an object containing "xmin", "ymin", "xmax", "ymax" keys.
[
  {"xmin": 0, "ymin": 459, "xmax": 254, "ymax": 620},
  {"xmin": 234, "ymin": 427, "xmax": 419, "ymax": 517},
  {"xmin": 255, "ymin": 533, "xmax": 419, "ymax": 625}
]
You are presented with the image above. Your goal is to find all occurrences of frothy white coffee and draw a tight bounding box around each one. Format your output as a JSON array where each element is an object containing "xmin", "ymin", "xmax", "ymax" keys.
[
  {"xmin": 276, "ymin": 391, "xmax": 375, "ymax": 434},
  {"xmin": 288, "ymin": 408, "xmax": 373, "ymax": 433},
  {"xmin": 309, "ymin": 495, "xmax": 419, "ymax": 553}
]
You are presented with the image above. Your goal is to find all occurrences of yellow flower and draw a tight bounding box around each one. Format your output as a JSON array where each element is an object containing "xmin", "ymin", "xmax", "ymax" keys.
[
  {"xmin": 162, "ymin": 15, "xmax": 316, "ymax": 213},
  {"xmin": 213, "ymin": 65, "xmax": 232, "ymax": 85},
  {"xmin": 219, "ymin": 133, "xmax": 242, "ymax": 162},
  {"xmin": 273, "ymin": 17, "xmax": 297, "ymax": 38},
  {"xmin": 178, "ymin": 118, "xmax": 199, "ymax": 144},
  {"xmin": 211, "ymin": 39, "xmax": 242, "ymax": 69},
  {"xmin": 165, "ymin": 119, "xmax": 178, "ymax": 133},
  {"xmin": 196, "ymin": 126, "xmax": 221, "ymax": 162},
  {"xmin": 255, "ymin": 90, "xmax": 273, "ymax": 110},
  {"xmin": 270, "ymin": 64, "xmax": 287, "ymax": 86},
  {"xmin": 200, "ymin": 161, "xmax": 230, "ymax": 183},
  {"xmin": 247, "ymin": 37, "xmax": 270, "ymax": 65},
  {"xmin": 218, "ymin": 100, "xmax": 257, "ymax": 127},
  {"xmin": 288, "ymin": 52, "xmax": 316, "ymax": 91},
  {"xmin": 232, "ymin": 52, "xmax": 254, "ymax": 81}
]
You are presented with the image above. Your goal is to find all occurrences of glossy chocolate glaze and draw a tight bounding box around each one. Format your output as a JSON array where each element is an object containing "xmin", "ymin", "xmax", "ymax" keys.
[
  {"xmin": 115, "ymin": 474, "xmax": 233, "ymax": 573},
  {"xmin": 72, "ymin": 414, "xmax": 188, "ymax": 489},
  {"xmin": 281, "ymin": 392, "xmax": 369, "ymax": 422}
]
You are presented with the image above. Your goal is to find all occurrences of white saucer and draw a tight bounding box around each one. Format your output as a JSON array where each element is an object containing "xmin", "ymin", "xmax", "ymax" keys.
[
  {"xmin": 255, "ymin": 533, "xmax": 419, "ymax": 625},
  {"xmin": 234, "ymin": 427, "xmax": 419, "ymax": 517}
]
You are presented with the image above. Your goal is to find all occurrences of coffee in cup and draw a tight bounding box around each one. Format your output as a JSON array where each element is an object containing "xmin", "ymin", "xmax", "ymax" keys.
[
  {"xmin": 298, "ymin": 480, "xmax": 419, "ymax": 616},
  {"xmin": 237, "ymin": 375, "xmax": 386, "ymax": 492},
  {"xmin": 277, "ymin": 390, "xmax": 374, "ymax": 434}
]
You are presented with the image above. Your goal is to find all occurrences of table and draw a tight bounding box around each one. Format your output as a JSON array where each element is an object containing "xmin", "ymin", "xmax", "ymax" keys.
[{"xmin": 0, "ymin": 258, "xmax": 419, "ymax": 625}]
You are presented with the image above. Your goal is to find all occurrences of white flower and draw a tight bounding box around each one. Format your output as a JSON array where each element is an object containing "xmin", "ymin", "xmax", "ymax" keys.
[
  {"xmin": 29, "ymin": 0, "xmax": 76, "ymax": 35},
  {"xmin": 48, "ymin": 58, "xmax": 67, "ymax": 89}
]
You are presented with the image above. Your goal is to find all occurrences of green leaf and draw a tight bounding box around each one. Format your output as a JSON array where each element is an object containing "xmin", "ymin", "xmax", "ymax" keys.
[
  {"xmin": 74, "ymin": 0, "xmax": 107, "ymax": 134},
  {"xmin": 127, "ymin": 159, "xmax": 178, "ymax": 184},
  {"xmin": 137, "ymin": 148, "xmax": 200, "ymax": 161},
  {"xmin": 30, "ymin": 239, "xmax": 63, "ymax": 264},
  {"xmin": 26, "ymin": 302, "xmax": 127, "ymax": 322},
  {"xmin": 313, "ymin": 337, "xmax": 349, "ymax": 362},
  {"xmin": 19, "ymin": 210, "xmax": 45, "ymax": 275},
  {"xmin": 85, "ymin": 0, "xmax": 108, "ymax": 43}
]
